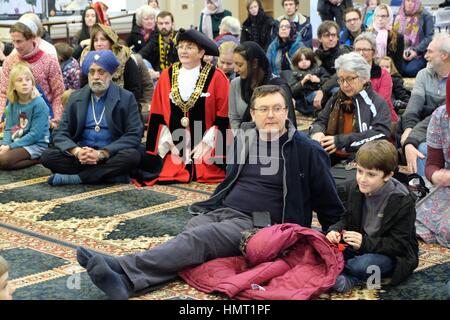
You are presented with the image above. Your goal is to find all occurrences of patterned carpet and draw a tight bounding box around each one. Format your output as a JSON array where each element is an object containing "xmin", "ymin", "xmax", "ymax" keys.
[{"xmin": 0, "ymin": 164, "xmax": 448, "ymax": 300}]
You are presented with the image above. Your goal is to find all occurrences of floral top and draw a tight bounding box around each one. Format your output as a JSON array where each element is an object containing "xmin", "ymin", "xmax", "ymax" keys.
[
  {"xmin": 61, "ymin": 57, "xmax": 81, "ymax": 90},
  {"xmin": 427, "ymin": 105, "xmax": 450, "ymax": 169}
]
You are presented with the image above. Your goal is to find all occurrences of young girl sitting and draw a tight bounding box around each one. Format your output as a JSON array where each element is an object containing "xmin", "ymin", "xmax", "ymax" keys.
[
  {"xmin": 0, "ymin": 62, "xmax": 50, "ymax": 170},
  {"xmin": 288, "ymin": 47, "xmax": 330, "ymax": 116},
  {"xmin": 326, "ymin": 140, "xmax": 418, "ymax": 293},
  {"xmin": 379, "ymin": 56, "xmax": 410, "ymax": 114}
]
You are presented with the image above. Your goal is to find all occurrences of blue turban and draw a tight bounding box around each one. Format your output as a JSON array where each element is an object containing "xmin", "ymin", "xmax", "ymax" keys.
[{"xmin": 82, "ymin": 50, "xmax": 120, "ymax": 76}]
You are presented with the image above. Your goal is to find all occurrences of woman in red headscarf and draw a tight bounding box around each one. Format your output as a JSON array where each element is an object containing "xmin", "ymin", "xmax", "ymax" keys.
[
  {"xmin": 91, "ymin": 1, "xmax": 110, "ymax": 26},
  {"xmin": 415, "ymin": 77, "xmax": 450, "ymax": 248}
]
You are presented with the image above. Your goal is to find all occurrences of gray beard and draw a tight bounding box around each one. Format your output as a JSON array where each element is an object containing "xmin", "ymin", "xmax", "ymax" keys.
[{"xmin": 89, "ymin": 79, "xmax": 110, "ymax": 95}]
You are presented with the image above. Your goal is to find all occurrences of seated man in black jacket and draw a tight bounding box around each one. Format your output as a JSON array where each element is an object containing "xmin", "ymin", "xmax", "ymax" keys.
[
  {"xmin": 76, "ymin": 85, "xmax": 344, "ymax": 299},
  {"xmin": 138, "ymin": 11, "xmax": 178, "ymax": 81}
]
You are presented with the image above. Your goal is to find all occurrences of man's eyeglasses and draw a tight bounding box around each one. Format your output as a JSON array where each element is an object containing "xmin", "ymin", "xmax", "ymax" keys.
[
  {"xmin": 252, "ymin": 106, "xmax": 287, "ymax": 114},
  {"xmin": 337, "ymin": 75, "xmax": 359, "ymax": 85},
  {"xmin": 345, "ymin": 18, "xmax": 360, "ymax": 24},
  {"xmin": 355, "ymin": 48, "xmax": 373, "ymax": 53}
]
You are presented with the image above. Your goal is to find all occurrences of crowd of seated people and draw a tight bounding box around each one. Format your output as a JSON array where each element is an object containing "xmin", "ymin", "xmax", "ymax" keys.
[{"xmin": 0, "ymin": 0, "xmax": 449, "ymax": 300}]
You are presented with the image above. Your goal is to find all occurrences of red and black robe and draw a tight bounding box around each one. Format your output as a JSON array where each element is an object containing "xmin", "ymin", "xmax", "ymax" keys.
[{"xmin": 141, "ymin": 62, "xmax": 230, "ymax": 185}]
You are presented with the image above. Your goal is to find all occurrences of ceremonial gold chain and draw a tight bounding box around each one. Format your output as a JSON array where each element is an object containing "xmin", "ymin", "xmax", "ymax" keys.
[{"xmin": 170, "ymin": 62, "xmax": 212, "ymax": 114}]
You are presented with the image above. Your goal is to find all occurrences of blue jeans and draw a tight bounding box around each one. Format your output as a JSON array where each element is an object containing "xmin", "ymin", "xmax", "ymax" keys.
[
  {"xmin": 417, "ymin": 142, "xmax": 427, "ymax": 177},
  {"xmin": 306, "ymin": 91, "xmax": 317, "ymax": 104},
  {"xmin": 344, "ymin": 253, "xmax": 396, "ymax": 281}
]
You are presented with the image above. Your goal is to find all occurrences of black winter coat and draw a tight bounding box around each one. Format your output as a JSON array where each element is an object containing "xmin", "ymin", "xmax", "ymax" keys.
[
  {"xmin": 314, "ymin": 44, "xmax": 352, "ymax": 76},
  {"xmin": 126, "ymin": 23, "xmax": 154, "ymax": 53},
  {"xmin": 328, "ymin": 182, "xmax": 419, "ymax": 285},
  {"xmin": 391, "ymin": 74, "xmax": 411, "ymax": 102},
  {"xmin": 138, "ymin": 31, "xmax": 178, "ymax": 72},
  {"xmin": 241, "ymin": 11, "xmax": 274, "ymax": 51},
  {"xmin": 288, "ymin": 65, "xmax": 331, "ymax": 98}
]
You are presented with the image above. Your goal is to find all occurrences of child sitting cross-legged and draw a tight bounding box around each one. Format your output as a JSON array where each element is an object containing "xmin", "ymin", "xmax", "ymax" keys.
[
  {"xmin": 326, "ymin": 140, "xmax": 419, "ymax": 293},
  {"xmin": 0, "ymin": 61, "xmax": 50, "ymax": 170}
]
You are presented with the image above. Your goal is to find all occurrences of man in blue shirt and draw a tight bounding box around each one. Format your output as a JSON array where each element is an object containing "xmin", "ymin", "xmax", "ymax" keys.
[{"xmin": 41, "ymin": 50, "xmax": 143, "ymax": 185}]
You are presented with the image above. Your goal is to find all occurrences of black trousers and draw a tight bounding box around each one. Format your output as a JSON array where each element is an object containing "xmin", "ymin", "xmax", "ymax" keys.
[{"xmin": 41, "ymin": 147, "xmax": 141, "ymax": 183}]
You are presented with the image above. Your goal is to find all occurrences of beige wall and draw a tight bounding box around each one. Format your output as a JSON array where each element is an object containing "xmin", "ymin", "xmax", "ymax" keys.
[{"xmin": 167, "ymin": 0, "xmax": 311, "ymax": 29}]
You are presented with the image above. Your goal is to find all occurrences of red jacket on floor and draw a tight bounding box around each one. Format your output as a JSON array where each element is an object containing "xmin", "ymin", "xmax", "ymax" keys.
[{"xmin": 179, "ymin": 223, "xmax": 344, "ymax": 300}]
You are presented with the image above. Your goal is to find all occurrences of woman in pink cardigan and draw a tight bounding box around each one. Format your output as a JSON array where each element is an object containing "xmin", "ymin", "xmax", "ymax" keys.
[
  {"xmin": 353, "ymin": 32, "xmax": 398, "ymax": 124},
  {"xmin": 0, "ymin": 20, "xmax": 64, "ymax": 129}
]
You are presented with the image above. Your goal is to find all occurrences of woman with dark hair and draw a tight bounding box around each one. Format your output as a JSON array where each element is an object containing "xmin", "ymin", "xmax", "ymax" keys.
[
  {"xmin": 229, "ymin": 41, "xmax": 297, "ymax": 132},
  {"xmin": 267, "ymin": 18, "xmax": 305, "ymax": 76},
  {"xmin": 241, "ymin": 0, "xmax": 274, "ymax": 51},
  {"xmin": 393, "ymin": 0, "xmax": 435, "ymax": 77},
  {"xmin": 72, "ymin": 6, "xmax": 98, "ymax": 61}
]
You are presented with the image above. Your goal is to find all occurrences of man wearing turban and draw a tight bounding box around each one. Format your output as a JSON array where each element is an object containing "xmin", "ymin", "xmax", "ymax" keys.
[{"xmin": 41, "ymin": 50, "xmax": 143, "ymax": 185}]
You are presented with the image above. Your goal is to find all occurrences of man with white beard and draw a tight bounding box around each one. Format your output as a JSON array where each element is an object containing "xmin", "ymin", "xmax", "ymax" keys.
[
  {"xmin": 398, "ymin": 32, "xmax": 450, "ymax": 176},
  {"xmin": 41, "ymin": 50, "xmax": 143, "ymax": 186}
]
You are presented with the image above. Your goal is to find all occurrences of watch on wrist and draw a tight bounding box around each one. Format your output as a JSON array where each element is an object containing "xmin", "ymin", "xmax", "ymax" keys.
[{"xmin": 97, "ymin": 150, "xmax": 107, "ymax": 161}]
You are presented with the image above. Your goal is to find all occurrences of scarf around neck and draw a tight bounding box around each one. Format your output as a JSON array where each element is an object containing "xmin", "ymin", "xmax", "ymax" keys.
[
  {"xmin": 20, "ymin": 42, "xmax": 44, "ymax": 64},
  {"xmin": 326, "ymin": 82, "xmax": 371, "ymax": 136},
  {"xmin": 393, "ymin": 0, "xmax": 422, "ymax": 48},
  {"xmin": 201, "ymin": 0, "xmax": 224, "ymax": 39}
]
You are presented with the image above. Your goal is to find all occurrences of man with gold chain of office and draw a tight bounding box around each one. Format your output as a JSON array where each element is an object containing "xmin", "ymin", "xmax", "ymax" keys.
[{"xmin": 138, "ymin": 28, "xmax": 230, "ymax": 186}]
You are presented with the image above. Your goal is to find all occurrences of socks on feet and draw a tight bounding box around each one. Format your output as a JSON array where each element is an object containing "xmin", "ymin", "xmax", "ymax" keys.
[
  {"xmin": 86, "ymin": 255, "xmax": 133, "ymax": 300},
  {"xmin": 76, "ymin": 247, "xmax": 124, "ymax": 274},
  {"xmin": 48, "ymin": 174, "xmax": 82, "ymax": 186}
]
